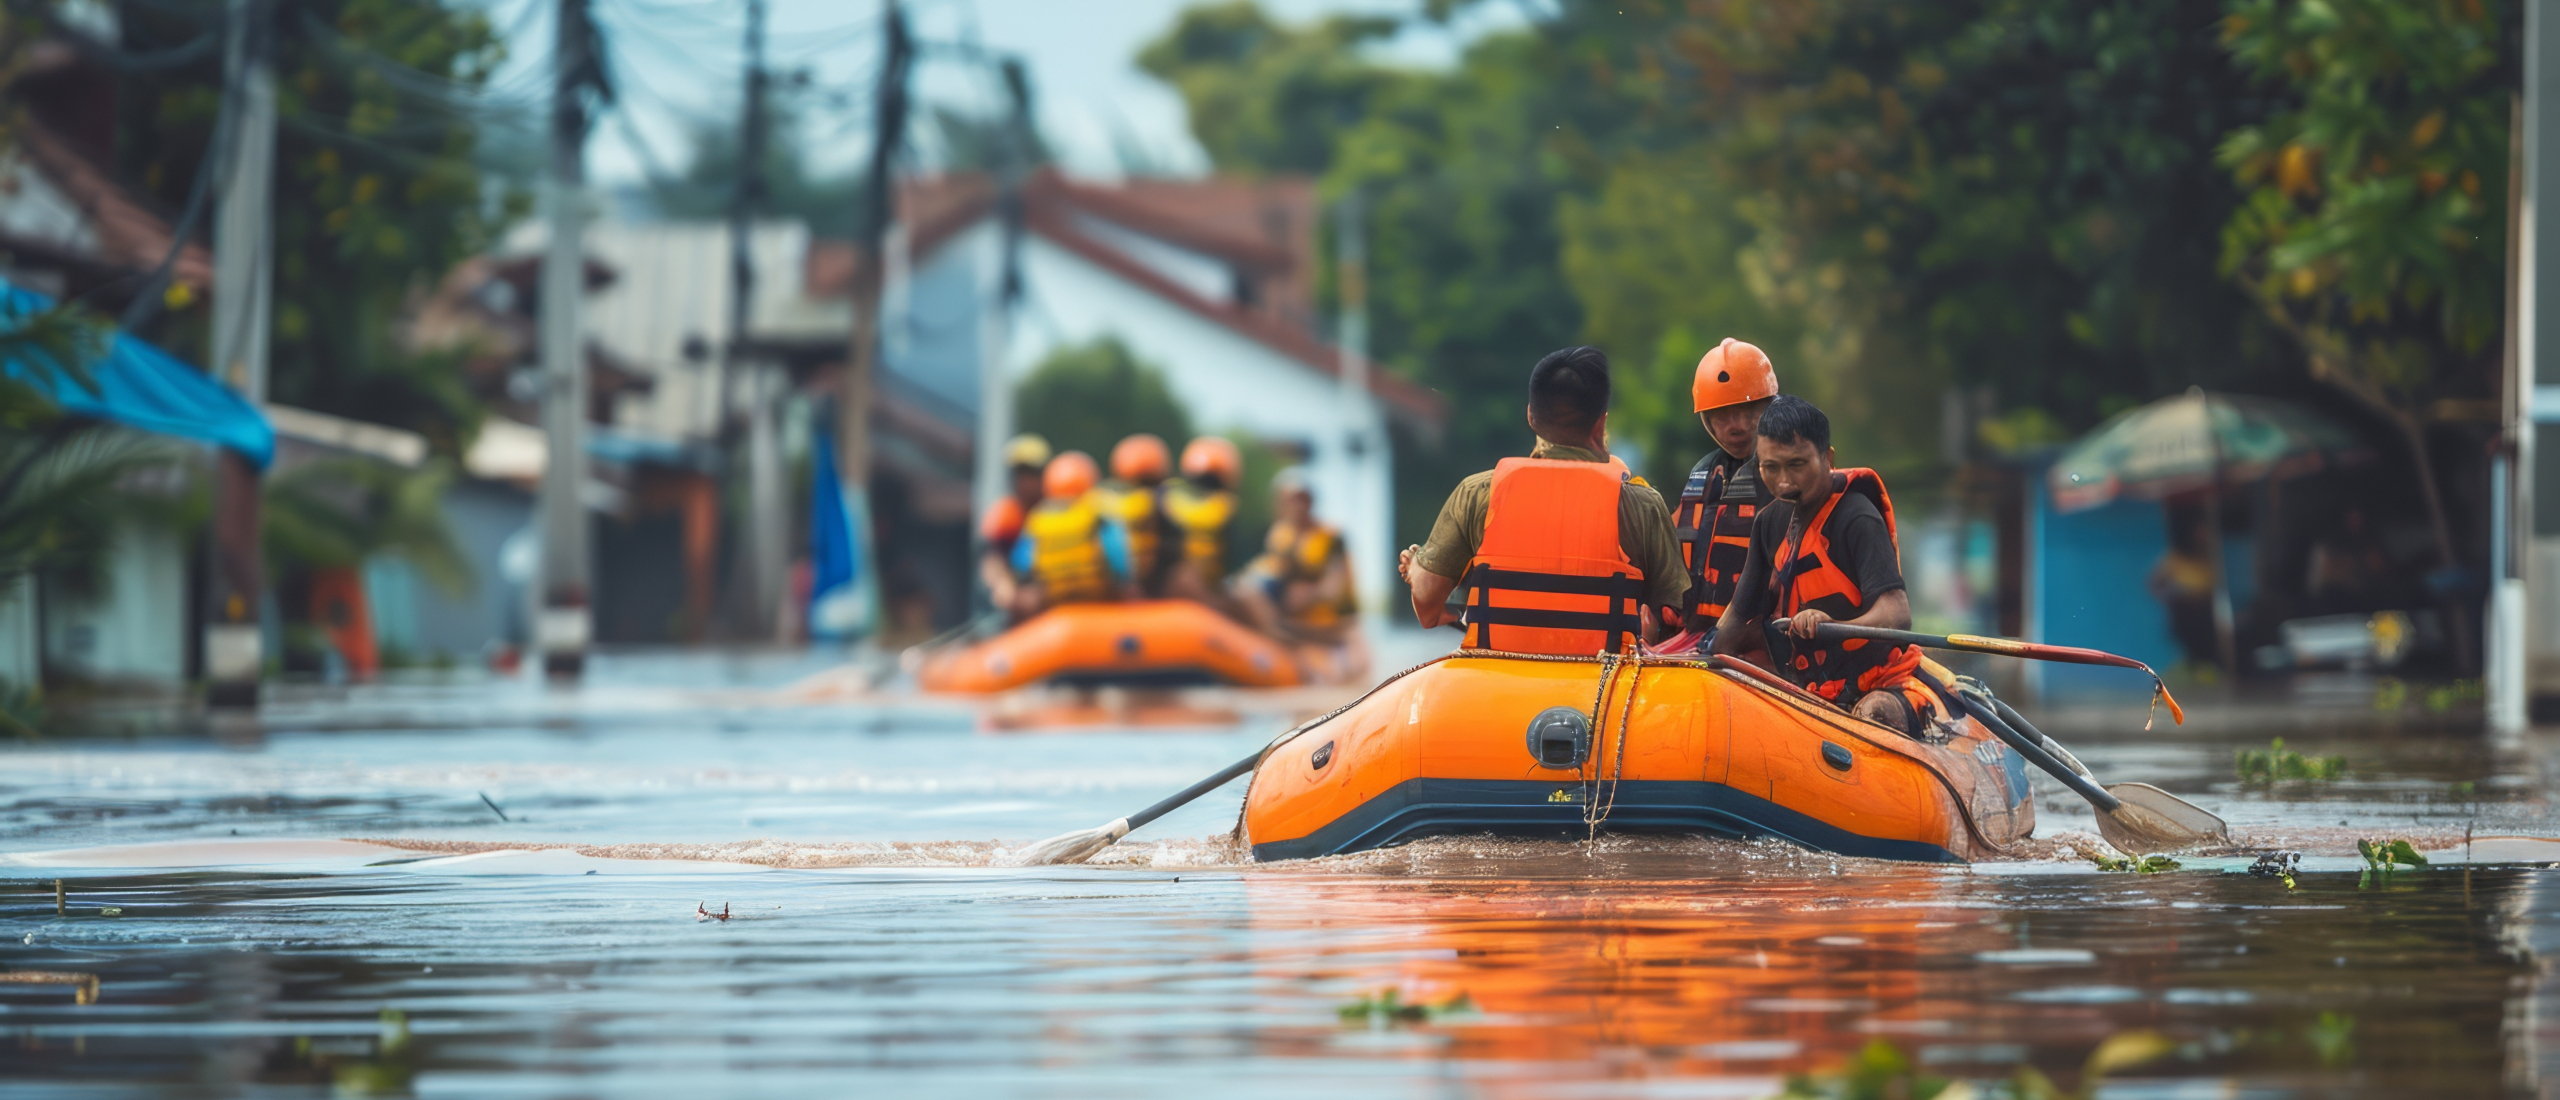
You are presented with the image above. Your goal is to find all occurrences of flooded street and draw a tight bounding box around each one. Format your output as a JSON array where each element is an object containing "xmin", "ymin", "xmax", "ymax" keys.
[{"xmin": 5, "ymin": 652, "xmax": 2559, "ymax": 1098}]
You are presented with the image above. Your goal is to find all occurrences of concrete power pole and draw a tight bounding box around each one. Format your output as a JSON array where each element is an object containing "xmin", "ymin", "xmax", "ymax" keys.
[
  {"xmin": 537, "ymin": 0, "xmax": 605, "ymax": 677},
  {"xmin": 836, "ymin": 0, "xmax": 912, "ymax": 638},
  {"xmin": 1333, "ymin": 189, "xmax": 1389, "ymax": 624},
  {"xmin": 728, "ymin": 0, "xmax": 787, "ymax": 640},
  {"xmin": 2500, "ymin": 2, "xmax": 2560, "ymax": 735},
  {"xmin": 969, "ymin": 58, "xmax": 1032, "ymax": 550},
  {"xmin": 204, "ymin": 0, "xmax": 276, "ymax": 709}
]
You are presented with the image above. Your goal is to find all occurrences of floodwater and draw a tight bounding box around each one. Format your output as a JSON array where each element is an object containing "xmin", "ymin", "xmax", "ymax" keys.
[{"xmin": 5, "ymin": 649, "xmax": 2559, "ymax": 1098}]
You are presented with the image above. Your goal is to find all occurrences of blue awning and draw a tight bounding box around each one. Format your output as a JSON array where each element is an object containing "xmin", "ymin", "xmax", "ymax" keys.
[{"xmin": 0, "ymin": 279, "xmax": 275, "ymax": 468}]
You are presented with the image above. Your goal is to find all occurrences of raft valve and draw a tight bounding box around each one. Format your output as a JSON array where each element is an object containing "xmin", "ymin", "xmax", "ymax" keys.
[{"xmin": 1526, "ymin": 707, "xmax": 1592, "ymax": 770}]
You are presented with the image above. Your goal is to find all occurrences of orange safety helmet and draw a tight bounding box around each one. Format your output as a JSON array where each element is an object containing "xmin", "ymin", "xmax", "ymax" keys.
[
  {"xmin": 1110, "ymin": 433, "xmax": 1171, "ymax": 482},
  {"xmin": 1043, "ymin": 451, "xmax": 1099, "ymax": 500},
  {"xmin": 1179, "ymin": 436, "xmax": 1243, "ymax": 485},
  {"xmin": 1691, "ymin": 338, "xmax": 1780, "ymax": 413}
]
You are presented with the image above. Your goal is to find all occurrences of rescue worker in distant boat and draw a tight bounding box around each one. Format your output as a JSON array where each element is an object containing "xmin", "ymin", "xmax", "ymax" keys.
[
  {"xmin": 978, "ymin": 432, "xmax": 1053, "ymax": 620},
  {"xmin": 1102, "ymin": 433, "xmax": 1176, "ymax": 597},
  {"xmin": 1397, "ymin": 345, "xmax": 1686, "ymax": 654},
  {"xmin": 1010, "ymin": 450, "xmax": 1136, "ymax": 614},
  {"xmin": 1663, "ymin": 338, "xmax": 1780, "ymax": 655},
  {"xmin": 1236, "ymin": 467, "xmax": 1358, "ymax": 645},
  {"xmin": 1710, "ymin": 396, "xmax": 1938, "ymax": 737},
  {"xmin": 1162, "ymin": 436, "xmax": 1243, "ymax": 610}
]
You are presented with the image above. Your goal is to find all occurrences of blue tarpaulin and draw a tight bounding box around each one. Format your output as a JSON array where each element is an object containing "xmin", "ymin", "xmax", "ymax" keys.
[
  {"xmin": 0, "ymin": 279, "xmax": 274, "ymax": 468},
  {"xmin": 807, "ymin": 428, "xmax": 869, "ymax": 640}
]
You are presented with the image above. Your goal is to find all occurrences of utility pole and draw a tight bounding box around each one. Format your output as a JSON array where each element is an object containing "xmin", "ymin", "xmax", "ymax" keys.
[
  {"xmin": 725, "ymin": 0, "xmax": 787, "ymax": 639},
  {"xmin": 2499, "ymin": 3, "xmax": 2560, "ymax": 735},
  {"xmin": 537, "ymin": 0, "xmax": 607, "ymax": 677},
  {"xmin": 836, "ymin": 0, "xmax": 912, "ymax": 638},
  {"xmin": 204, "ymin": 0, "xmax": 276, "ymax": 709},
  {"xmin": 1333, "ymin": 188, "xmax": 1389, "ymax": 623},
  {"xmin": 969, "ymin": 58, "xmax": 1032, "ymax": 541}
]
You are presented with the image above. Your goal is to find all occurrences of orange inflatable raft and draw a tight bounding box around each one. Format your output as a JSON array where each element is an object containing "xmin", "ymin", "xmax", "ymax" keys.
[
  {"xmin": 1240, "ymin": 653, "xmax": 2035, "ymax": 863},
  {"xmin": 915, "ymin": 600, "xmax": 1307, "ymax": 692}
]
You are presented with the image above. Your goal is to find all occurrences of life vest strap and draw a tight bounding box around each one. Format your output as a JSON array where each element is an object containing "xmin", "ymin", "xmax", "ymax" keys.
[{"xmin": 1460, "ymin": 563, "xmax": 1644, "ymax": 654}]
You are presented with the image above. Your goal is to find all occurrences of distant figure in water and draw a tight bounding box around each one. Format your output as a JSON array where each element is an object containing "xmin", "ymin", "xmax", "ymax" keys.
[{"xmin": 2149, "ymin": 505, "xmax": 2218, "ymax": 669}]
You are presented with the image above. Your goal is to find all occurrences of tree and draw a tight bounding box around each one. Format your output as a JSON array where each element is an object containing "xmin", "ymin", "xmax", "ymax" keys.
[
  {"xmin": 115, "ymin": 0, "xmax": 515, "ymax": 454},
  {"xmin": 2217, "ymin": 0, "xmax": 2515, "ymax": 580},
  {"xmin": 1012, "ymin": 336, "xmax": 1195, "ymax": 462}
]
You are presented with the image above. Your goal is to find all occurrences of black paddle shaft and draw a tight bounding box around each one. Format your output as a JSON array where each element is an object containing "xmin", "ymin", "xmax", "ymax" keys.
[
  {"xmin": 1962, "ymin": 693, "xmax": 2121, "ymax": 813},
  {"xmin": 1125, "ymin": 751, "xmax": 1261, "ymax": 832}
]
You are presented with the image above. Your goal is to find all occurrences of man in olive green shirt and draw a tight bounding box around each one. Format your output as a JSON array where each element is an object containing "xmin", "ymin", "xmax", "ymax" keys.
[{"xmin": 1397, "ymin": 346, "xmax": 1688, "ymax": 640}]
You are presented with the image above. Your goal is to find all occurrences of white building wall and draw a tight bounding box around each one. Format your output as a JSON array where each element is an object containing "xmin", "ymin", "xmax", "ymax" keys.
[
  {"xmin": 1009, "ymin": 236, "xmax": 1397, "ymax": 621},
  {"xmin": 40, "ymin": 522, "xmax": 188, "ymax": 686}
]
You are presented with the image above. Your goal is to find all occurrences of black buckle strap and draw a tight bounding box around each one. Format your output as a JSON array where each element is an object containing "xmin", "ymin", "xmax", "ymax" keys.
[{"xmin": 1461, "ymin": 563, "xmax": 1644, "ymax": 654}]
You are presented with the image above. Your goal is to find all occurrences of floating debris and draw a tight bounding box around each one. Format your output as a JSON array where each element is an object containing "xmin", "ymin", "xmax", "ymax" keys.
[
  {"xmin": 696, "ymin": 902, "xmax": 730, "ymax": 922},
  {"xmin": 0, "ymin": 970, "xmax": 99, "ymax": 1005},
  {"xmin": 2357, "ymin": 839, "xmax": 2427, "ymax": 889},
  {"xmin": 2249, "ymin": 851, "xmax": 2303, "ymax": 890},
  {"xmin": 1337, "ymin": 988, "xmax": 1475, "ymax": 1027},
  {"xmin": 2091, "ymin": 852, "xmax": 2181, "ymax": 874},
  {"xmin": 2236, "ymin": 738, "xmax": 2345, "ymax": 785}
]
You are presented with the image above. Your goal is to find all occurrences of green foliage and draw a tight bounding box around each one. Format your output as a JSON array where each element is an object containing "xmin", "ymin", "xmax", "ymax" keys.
[
  {"xmin": 1336, "ymin": 988, "xmax": 1476, "ymax": 1026},
  {"xmin": 0, "ymin": 301, "xmax": 184, "ymax": 597},
  {"xmin": 2356, "ymin": 836, "xmax": 2427, "ymax": 888},
  {"xmin": 1773, "ymin": 1032, "xmax": 2172, "ymax": 1100},
  {"xmin": 2091, "ymin": 852, "xmax": 2182, "ymax": 873},
  {"xmin": 263, "ymin": 458, "xmax": 472, "ymax": 594},
  {"xmin": 1011, "ymin": 337, "xmax": 1196, "ymax": 463},
  {"xmin": 2219, "ymin": 0, "xmax": 2512, "ymax": 384},
  {"xmin": 1137, "ymin": 3, "xmax": 1405, "ymax": 174},
  {"xmin": 116, "ymin": 0, "xmax": 512, "ymax": 453},
  {"xmin": 1771, "ymin": 1039, "xmax": 1957, "ymax": 1100},
  {"xmin": 2307, "ymin": 1010, "xmax": 2356, "ymax": 1067},
  {"xmin": 2235, "ymin": 737, "xmax": 2347, "ymax": 784}
]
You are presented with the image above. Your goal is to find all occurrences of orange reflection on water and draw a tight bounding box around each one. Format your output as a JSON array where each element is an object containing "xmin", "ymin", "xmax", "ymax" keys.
[{"xmin": 1249, "ymin": 860, "xmax": 2011, "ymax": 1085}]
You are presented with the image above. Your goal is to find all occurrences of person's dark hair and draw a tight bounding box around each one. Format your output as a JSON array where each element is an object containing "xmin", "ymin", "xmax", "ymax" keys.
[
  {"xmin": 1528, "ymin": 346, "xmax": 1610, "ymax": 440},
  {"xmin": 1754, "ymin": 394, "xmax": 1831, "ymax": 452}
]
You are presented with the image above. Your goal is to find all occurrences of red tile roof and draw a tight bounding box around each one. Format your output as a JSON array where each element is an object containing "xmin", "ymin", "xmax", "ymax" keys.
[{"xmin": 10, "ymin": 117, "xmax": 212, "ymax": 289}]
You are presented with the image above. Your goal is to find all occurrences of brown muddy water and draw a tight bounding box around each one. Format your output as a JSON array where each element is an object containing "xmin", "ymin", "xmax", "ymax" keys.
[{"xmin": 4, "ymin": 652, "xmax": 2558, "ymax": 1098}]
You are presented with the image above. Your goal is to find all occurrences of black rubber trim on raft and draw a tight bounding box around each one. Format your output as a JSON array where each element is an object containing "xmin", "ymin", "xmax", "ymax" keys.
[{"xmin": 1249, "ymin": 777, "xmax": 1965, "ymax": 865}]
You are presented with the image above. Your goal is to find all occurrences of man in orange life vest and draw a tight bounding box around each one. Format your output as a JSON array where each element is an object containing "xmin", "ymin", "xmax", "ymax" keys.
[
  {"xmin": 1396, "ymin": 346, "xmax": 1686, "ymax": 652},
  {"xmin": 1710, "ymin": 395, "xmax": 1940, "ymax": 736},
  {"xmin": 977, "ymin": 433, "xmax": 1054, "ymax": 620},
  {"xmin": 1663, "ymin": 338, "xmax": 1780, "ymax": 653}
]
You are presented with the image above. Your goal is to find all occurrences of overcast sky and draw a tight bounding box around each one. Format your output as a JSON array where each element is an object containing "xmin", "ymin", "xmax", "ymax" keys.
[{"xmin": 475, "ymin": 0, "xmax": 1531, "ymax": 187}]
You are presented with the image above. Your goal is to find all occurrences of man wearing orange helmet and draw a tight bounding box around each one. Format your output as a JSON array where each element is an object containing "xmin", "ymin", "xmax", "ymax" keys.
[
  {"xmin": 1663, "ymin": 337, "xmax": 1782, "ymax": 654},
  {"xmin": 1101, "ymin": 434, "xmax": 1177, "ymax": 596},
  {"xmin": 1010, "ymin": 451, "xmax": 1136, "ymax": 616},
  {"xmin": 1162, "ymin": 436, "xmax": 1243, "ymax": 608},
  {"xmin": 977, "ymin": 433, "xmax": 1053, "ymax": 618}
]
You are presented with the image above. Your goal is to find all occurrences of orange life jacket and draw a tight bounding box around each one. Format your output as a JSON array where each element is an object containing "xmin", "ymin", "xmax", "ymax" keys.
[
  {"xmin": 1764, "ymin": 468, "xmax": 1923, "ymax": 703},
  {"xmin": 1673, "ymin": 455, "xmax": 1759, "ymax": 622},
  {"xmin": 1460, "ymin": 457, "xmax": 1644, "ymax": 655}
]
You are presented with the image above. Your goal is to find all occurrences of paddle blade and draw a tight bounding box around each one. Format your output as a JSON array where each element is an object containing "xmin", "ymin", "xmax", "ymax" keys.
[
  {"xmin": 1002, "ymin": 817, "xmax": 1132, "ymax": 866},
  {"xmin": 2095, "ymin": 783, "xmax": 2225, "ymax": 854}
]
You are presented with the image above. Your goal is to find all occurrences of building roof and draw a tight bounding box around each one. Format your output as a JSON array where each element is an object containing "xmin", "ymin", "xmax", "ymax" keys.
[
  {"xmin": 807, "ymin": 170, "xmax": 1444, "ymax": 428},
  {"xmin": 1, "ymin": 117, "xmax": 213, "ymax": 290}
]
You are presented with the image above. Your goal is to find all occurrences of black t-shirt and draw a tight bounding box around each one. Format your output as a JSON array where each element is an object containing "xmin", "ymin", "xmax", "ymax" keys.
[{"xmin": 1726, "ymin": 489, "xmax": 1904, "ymax": 626}]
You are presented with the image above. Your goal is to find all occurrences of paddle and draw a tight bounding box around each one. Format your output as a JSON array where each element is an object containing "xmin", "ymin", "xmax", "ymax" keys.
[
  {"xmin": 1803, "ymin": 622, "xmax": 2184, "ymax": 725},
  {"xmin": 1004, "ymin": 751, "xmax": 1263, "ymax": 866},
  {"xmin": 1795, "ymin": 620, "xmax": 2224, "ymax": 852}
]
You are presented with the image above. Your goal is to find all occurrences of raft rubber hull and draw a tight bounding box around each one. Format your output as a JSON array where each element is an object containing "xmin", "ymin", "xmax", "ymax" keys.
[
  {"xmin": 916, "ymin": 600, "xmax": 1304, "ymax": 693},
  {"xmin": 1241, "ymin": 656, "xmax": 2035, "ymax": 864}
]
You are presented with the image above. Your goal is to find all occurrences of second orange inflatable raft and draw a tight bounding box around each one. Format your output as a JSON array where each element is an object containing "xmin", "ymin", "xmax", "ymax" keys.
[
  {"xmin": 915, "ymin": 600, "xmax": 1306, "ymax": 692},
  {"xmin": 1240, "ymin": 653, "xmax": 2035, "ymax": 863}
]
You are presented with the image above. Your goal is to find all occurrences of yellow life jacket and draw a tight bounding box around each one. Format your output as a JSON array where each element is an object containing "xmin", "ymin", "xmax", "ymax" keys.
[
  {"xmin": 1022, "ymin": 492, "xmax": 1113, "ymax": 603},
  {"xmin": 1162, "ymin": 480, "xmax": 1236, "ymax": 583},
  {"xmin": 1261, "ymin": 519, "xmax": 1357, "ymax": 629},
  {"xmin": 1101, "ymin": 479, "xmax": 1165, "ymax": 585}
]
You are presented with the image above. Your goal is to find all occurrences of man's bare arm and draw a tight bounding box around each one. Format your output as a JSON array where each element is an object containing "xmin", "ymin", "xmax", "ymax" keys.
[{"xmin": 1400, "ymin": 545, "xmax": 1458, "ymax": 629}]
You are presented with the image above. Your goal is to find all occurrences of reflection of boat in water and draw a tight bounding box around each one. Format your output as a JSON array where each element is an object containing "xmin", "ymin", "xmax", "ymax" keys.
[
  {"xmin": 1241, "ymin": 654, "xmax": 2035, "ymax": 863},
  {"xmin": 916, "ymin": 600, "xmax": 1352, "ymax": 693},
  {"xmin": 1241, "ymin": 868, "xmax": 2008, "ymax": 1083}
]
